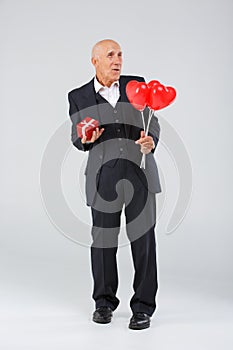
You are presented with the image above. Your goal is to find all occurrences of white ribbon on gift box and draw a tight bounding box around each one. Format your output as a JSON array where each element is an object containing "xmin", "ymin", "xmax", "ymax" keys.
[{"xmin": 80, "ymin": 119, "xmax": 96, "ymax": 137}]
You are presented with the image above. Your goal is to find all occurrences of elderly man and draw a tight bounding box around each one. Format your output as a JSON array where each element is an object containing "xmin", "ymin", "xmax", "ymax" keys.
[{"xmin": 68, "ymin": 39, "xmax": 161, "ymax": 330}]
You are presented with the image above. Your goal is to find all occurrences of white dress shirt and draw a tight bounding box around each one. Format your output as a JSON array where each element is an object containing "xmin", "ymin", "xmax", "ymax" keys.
[{"xmin": 94, "ymin": 77, "xmax": 120, "ymax": 108}]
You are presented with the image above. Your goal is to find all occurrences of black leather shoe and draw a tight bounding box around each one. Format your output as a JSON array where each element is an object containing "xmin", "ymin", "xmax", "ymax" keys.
[
  {"xmin": 92, "ymin": 306, "xmax": 113, "ymax": 324},
  {"xmin": 128, "ymin": 312, "xmax": 151, "ymax": 330}
]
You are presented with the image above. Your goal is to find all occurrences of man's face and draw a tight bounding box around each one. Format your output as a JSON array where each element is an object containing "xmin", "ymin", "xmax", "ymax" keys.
[{"xmin": 92, "ymin": 41, "xmax": 123, "ymax": 87}]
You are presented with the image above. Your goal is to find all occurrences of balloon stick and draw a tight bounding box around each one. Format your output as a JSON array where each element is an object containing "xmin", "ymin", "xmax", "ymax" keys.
[{"xmin": 140, "ymin": 109, "xmax": 154, "ymax": 169}]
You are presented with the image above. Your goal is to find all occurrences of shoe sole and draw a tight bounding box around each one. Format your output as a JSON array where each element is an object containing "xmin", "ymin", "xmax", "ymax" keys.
[
  {"xmin": 128, "ymin": 322, "xmax": 150, "ymax": 330},
  {"xmin": 92, "ymin": 317, "xmax": 112, "ymax": 324}
]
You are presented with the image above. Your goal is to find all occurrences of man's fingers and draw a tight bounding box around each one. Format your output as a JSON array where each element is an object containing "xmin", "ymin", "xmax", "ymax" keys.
[
  {"xmin": 135, "ymin": 136, "xmax": 153, "ymax": 145},
  {"xmin": 140, "ymin": 136, "xmax": 152, "ymax": 143},
  {"xmin": 94, "ymin": 127, "xmax": 105, "ymax": 140},
  {"xmin": 135, "ymin": 130, "xmax": 145, "ymax": 143},
  {"xmin": 99, "ymin": 128, "xmax": 105, "ymax": 135},
  {"xmin": 95, "ymin": 128, "xmax": 100, "ymax": 138},
  {"xmin": 141, "ymin": 142, "xmax": 153, "ymax": 148},
  {"xmin": 81, "ymin": 127, "xmax": 105, "ymax": 144},
  {"xmin": 140, "ymin": 147, "xmax": 151, "ymax": 154},
  {"xmin": 81, "ymin": 135, "xmax": 87, "ymax": 144},
  {"xmin": 140, "ymin": 130, "xmax": 145, "ymax": 138},
  {"xmin": 90, "ymin": 130, "xmax": 96, "ymax": 142}
]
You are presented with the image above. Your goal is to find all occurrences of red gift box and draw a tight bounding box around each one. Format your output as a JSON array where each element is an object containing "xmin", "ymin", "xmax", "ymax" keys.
[{"xmin": 77, "ymin": 117, "xmax": 99, "ymax": 140}]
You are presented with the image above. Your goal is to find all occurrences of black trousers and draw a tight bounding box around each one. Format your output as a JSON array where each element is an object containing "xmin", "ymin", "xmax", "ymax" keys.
[{"xmin": 90, "ymin": 159, "xmax": 158, "ymax": 317}]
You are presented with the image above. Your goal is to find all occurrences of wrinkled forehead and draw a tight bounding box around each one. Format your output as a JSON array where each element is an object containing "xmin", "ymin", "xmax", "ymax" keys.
[{"xmin": 99, "ymin": 41, "xmax": 122, "ymax": 55}]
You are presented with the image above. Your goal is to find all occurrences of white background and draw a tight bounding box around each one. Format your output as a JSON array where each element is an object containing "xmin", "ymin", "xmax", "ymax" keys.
[{"xmin": 1, "ymin": 0, "xmax": 233, "ymax": 349}]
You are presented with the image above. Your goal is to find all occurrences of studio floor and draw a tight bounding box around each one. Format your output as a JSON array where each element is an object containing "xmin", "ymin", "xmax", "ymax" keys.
[{"xmin": 1, "ymin": 270, "xmax": 232, "ymax": 350}]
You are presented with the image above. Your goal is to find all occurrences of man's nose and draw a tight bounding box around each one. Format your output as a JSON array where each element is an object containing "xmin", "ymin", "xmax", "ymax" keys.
[{"xmin": 113, "ymin": 55, "xmax": 122, "ymax": 65}]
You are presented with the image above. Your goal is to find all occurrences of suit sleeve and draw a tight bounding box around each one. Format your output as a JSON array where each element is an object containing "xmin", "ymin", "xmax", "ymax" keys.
[
  {"xmin": 145, "ymin": 108, "xmax": 160, "ymax": 154},
  {"xmin": 68, "ymin": 92, "xmax": 93, "ymax": 152}
]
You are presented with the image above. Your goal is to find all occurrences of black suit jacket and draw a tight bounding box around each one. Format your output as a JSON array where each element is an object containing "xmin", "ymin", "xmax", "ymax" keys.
[{"xmin": 68, "ymin": 75, "xmax": 162, "ymax": 206}]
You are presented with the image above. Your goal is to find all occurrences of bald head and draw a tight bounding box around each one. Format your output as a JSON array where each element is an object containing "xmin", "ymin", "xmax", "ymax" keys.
[
  {"xmin": 92, "ymin": 39, "xmax": 121, "ymax": 59},
  {"xmin": 91, "ymin": 39, "xmax": 123, "ymax": 87}
]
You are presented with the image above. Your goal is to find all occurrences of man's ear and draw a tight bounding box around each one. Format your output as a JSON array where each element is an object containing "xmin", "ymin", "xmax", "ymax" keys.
[{"xmin": 91, "ymin": 57, "xmax": 97, "ymax": 67}]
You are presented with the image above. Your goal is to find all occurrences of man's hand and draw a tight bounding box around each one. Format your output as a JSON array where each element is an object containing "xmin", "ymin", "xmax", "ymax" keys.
[
  {"xmin": 135, "ymin": 130, "xmax": 155, "ymax": 154},
  {"xmin": 81, "ymin": 127, "xmax": 105, "ymax": 144}
]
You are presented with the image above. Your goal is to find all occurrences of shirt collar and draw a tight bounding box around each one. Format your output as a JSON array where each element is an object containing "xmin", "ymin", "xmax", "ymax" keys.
[{"xmin": 94, "ymin": 76, "xmax": 119, "ymax": 93}]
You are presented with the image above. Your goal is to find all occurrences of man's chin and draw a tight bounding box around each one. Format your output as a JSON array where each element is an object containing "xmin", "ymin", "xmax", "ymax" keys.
[{"xmin": 112, "ymin": 71, "xmax": 121, "ymax": 80}]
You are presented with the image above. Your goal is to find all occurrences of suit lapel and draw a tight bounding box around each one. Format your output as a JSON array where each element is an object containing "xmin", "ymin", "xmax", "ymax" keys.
[
  {"xmin": 119, "ymin": 76, "xmax": 129, "ymax": 103},
  {"xmin": 83, "ymin": 78, "xmax": 97, "ymax": 106},
  {"xmin": 79, "ymin": 78, "xmax": 102, "ymax": 123}
]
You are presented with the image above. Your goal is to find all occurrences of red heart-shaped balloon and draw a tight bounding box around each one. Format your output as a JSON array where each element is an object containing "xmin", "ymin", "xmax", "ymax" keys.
[
  {"xmin": 147, "ymin": 80, "xmax": 161, "ymax": 89},
  {"xmin": 126, "ymin": 80, "xmax": 149, "ymax": 111},
  {"xmin": 147, "ymin": 83, "xmax": 176, "ymax": 110}
]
